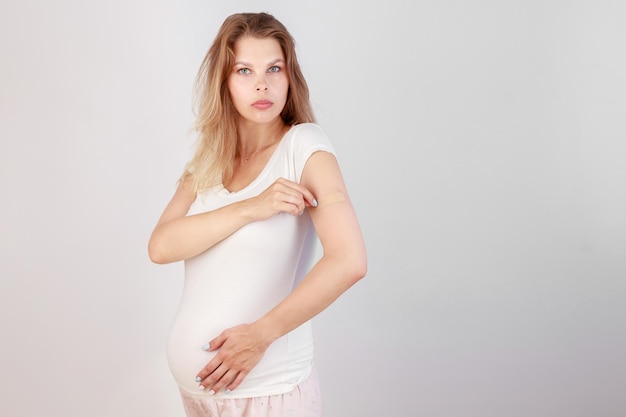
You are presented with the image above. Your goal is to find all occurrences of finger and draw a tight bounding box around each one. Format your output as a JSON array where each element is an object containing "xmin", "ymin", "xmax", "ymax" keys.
[
  {"xmin": 268, "ymin": 178, "xmax": 311, "ymax": 209},
  {"xmin": 198, "ymin": 363, "xmax": 228, "ymax": 393},
  {"xmin": 301, "ymin": 189, "xmax": 317, "ymax": 208},
  {"xmin": 208, "ymin": 332, "xmax": 227, "ymax": 350},
  {"xmin": 278, "ymin": 178, "xmax": 317, "ymax": 207},
  {"xmin": 289, "ymin": 186, "xmax": 316, "ymax": 208},
  {"xmin": 210, "ymin": 369, "xmax": 240, "ymax": 394},
  {"xmin": 264, "ymin": 185, "xmax": 303, "ymax": 216},
  {"xmin": 277, "ymin": 191, "xmax": 306, "ymax": 215},
  {"xmin": 226, "ymin": 370, "xmax": 248, "ymax": 392},
  {"xmin": 195, "ymin": 358, "xmax": 221, "ymax": 382}
]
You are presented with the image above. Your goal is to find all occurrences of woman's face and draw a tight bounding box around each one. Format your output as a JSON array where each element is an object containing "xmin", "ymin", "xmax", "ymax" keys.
[{"xmin": 227, "ymin": 36, "xmax": 289, "ymax": 125}]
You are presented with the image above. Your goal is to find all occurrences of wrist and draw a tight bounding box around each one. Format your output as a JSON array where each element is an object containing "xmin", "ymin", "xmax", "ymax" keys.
[
  {"xmin": 237, "ymin": 198, "xmax": 261, "ymax": 222},
  {"xmin": 253, "ymin": 316, "xmax": 283, "ymax": 346}
]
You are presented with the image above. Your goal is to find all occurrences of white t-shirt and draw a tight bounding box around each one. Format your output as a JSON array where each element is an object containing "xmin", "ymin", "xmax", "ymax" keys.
[{"xmin": 167, "ymin": 123, "xmax": 335, "ymax": 399}]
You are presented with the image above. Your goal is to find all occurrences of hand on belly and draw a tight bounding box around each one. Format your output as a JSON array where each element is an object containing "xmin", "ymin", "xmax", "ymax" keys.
[{"xmin": 194, "ymin": 322, "xmax": 273, "ymax": 395}]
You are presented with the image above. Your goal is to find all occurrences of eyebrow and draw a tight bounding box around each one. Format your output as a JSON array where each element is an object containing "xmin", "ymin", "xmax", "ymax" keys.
[{"xmin": 234, "ymin": 58, "xmax": 285, "ymax": 67}]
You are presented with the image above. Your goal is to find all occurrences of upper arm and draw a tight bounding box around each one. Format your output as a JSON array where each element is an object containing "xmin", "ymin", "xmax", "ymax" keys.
[
  {"xmin": 153, "ymin": 174, "xmax": 196, "ymax": 229},
  {"xmin": 301, "ymin": 152, "xmax": 366, "ymax": 266}
]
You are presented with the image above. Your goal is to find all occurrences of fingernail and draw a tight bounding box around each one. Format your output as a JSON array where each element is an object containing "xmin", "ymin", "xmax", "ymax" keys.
[
  {"xmin": 195, "ymin": 376, "xmax": 202, "ymax": 382},
  {"xmin": 225, "ymin": 389, "xmax": 232, "ymax": 394},
  {"xmin": 298, "ymin": 210, "xmax": 304, "ymax": 216},
  {"xmin": 198, "ymin": 385, "xmax": 205, "ymax": 390},
  {"xmin": 208, "ymin": 389, "xmax": 216, "ymax": 395},
  {"xmin": 312, "ymin": 199, "xmax": 318, "ymax": 207},
  {"xmin": 202, "ymin": 344, "xmax": 210, "ymax": 351}
]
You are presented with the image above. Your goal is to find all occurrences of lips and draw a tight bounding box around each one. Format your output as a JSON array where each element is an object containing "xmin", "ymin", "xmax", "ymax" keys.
[{"xmin": 252, "ymin": 100, "xmax": 273, "ymax": 110}]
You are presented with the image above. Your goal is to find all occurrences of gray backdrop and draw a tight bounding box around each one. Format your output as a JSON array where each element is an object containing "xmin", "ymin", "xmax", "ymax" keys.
[{"xmin": 2, "ymin": 1, "xmax": 625, "ymax": 416}]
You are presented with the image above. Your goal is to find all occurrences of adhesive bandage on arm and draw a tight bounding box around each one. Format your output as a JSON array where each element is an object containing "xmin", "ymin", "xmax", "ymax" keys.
[{"xmin": 314, "ymin": 191, "xmax": 348, "ymax": 209}]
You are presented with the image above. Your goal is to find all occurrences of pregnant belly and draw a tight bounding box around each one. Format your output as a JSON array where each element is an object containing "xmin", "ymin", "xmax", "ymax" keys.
[
  {"xmin": 165, "ymin": 284, "xmax": 314, "ymax": 397},
  {"xmin": 166, "ymin": 303, "xmax": 314, "ymax": 398},
  {"xmin": 165, "ymin": 289, "xmax": 270, "ymax": 392}
]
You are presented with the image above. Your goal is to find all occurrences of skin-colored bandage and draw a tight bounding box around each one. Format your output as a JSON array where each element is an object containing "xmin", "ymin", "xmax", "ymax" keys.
[{"xmin": 314, "ymin": 191, "xmax": 348, "ymax": 208}]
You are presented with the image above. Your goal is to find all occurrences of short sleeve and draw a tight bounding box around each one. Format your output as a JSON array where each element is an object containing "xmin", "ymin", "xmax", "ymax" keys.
[{"xmin": 289, "ymin": 123, "xmax": 336, "ymax": 183}]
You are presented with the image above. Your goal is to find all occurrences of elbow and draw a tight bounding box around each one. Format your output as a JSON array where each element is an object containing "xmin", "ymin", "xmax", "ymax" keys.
[
  {"xmin": 356, "ymin": 256, "xmax": 368, "ymax": 282},
  {"xmin": 346, "ymin": 252, "xmax": 368, "ymax": 286},
  {"xmin": 148, "ymin": 236, "xmax": 170, "ymax": 265}
]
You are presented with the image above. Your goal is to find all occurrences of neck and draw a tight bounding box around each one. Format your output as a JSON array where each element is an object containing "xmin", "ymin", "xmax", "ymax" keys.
[{"xmin": 237, "ymin": 121, "xmax": 287, "ymax": 156}]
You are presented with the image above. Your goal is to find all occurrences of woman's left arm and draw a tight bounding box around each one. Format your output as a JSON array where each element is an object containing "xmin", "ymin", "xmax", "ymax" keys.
[
  {"xmin": 257, "ymin": 150, "xmax": 368, "ymax": 335},
  {"xmin": 196, "ymin": 151, "xmax": 367, "ymax": 393}
]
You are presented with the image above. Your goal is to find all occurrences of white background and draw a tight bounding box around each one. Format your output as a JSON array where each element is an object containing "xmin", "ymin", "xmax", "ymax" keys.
[{"xmin": 1, "ymin": 1, "xmax": 625, "ymax": 416}]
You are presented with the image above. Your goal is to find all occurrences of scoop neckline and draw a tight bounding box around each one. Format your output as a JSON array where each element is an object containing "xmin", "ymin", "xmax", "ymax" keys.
[{"xmin": 219, "ymin": 125, "xmax": 294, "ymax": 195}]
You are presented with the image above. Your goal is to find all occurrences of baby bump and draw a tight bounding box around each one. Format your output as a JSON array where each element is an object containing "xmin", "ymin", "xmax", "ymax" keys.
[
  {"xmin": 166, "ymin": 287, "xmax": 287, "ymax": 394},
  {"xmin": 166, "ymin": 305, "xmax": 299, "ymax": 397},
  {"xmin": 166, "ymin": 304, "xmax": 222, "ymax": 393}
]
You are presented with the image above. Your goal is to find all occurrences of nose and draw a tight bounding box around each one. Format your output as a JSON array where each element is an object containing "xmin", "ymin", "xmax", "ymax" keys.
[{"xmin": 256, "ymin": 74, "xmax": 268, "ymax": 91}]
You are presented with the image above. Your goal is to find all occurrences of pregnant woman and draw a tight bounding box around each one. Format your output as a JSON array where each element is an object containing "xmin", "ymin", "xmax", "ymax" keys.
[{"xmin": 148, "ymin": 12, "xmax": 367, "ymax": 417}]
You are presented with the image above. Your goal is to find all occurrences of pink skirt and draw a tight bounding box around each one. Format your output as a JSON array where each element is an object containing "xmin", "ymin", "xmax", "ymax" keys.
[{"xmin": 179, "ymin": 368, "xmax": 323, "ymax": 417}]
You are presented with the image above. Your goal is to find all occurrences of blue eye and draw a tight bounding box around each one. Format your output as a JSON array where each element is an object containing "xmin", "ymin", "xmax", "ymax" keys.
[
  {"xmin": 238, "ymin": 68, "xmax": 251, "ymax": 75},
  {"xmin": 268, "ymin": 66, "xmax": 281, "ymax": 73}
]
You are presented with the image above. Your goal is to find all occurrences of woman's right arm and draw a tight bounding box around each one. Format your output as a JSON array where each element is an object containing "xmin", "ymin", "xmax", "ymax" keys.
[
  {"xmin": 148, "ymin": 175, "xmax": 316, "ymax": 264},
  {"xmin": 148, "ymin": 174, "xmax": 251, "ymax": 264}
]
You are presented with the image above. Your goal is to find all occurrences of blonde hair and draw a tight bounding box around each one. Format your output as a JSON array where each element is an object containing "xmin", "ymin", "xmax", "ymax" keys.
[{"xmin": 183, "ymin": 12, "xmax": 316, "ymax": 193}]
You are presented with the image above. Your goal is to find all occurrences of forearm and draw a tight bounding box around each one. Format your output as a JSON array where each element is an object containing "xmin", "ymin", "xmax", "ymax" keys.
[
  {"xmin": 254, "ymin": 251, "xmax": 367, "ymax": 343},
  {"xmin": 148, "ymin": 199, "xmax": 256, "ymax": 264}
]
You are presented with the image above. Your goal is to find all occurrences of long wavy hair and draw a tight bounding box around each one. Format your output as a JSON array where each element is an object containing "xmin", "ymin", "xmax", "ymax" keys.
[{"xmin": 183, "ymin": 12, "xmax": 316, "ymax": 193}]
